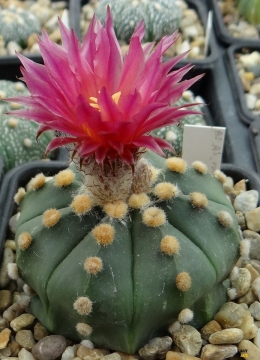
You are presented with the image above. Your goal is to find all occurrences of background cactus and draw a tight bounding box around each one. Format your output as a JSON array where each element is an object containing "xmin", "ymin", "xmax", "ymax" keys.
[
  {"xmin": 0, "ymin": 80, "xmax": 54, "ymax": 174},
  {"xmin": 0, "ymin": 6, "xmax": 40, "ymax": 48},
  {"xmin": 15, "ymin": 151, "xmax": 240, "ymax": 354},
  {"xmin": 153, "ymin": 93, "xmax": 207, "ymax": 156},
  {"xmin": 237, "ymin": 0, "xmax": 260, "ymax": 25},
  {"xmin": 95, "ymin": 0, "xmax": 182, "ymax": 43}
]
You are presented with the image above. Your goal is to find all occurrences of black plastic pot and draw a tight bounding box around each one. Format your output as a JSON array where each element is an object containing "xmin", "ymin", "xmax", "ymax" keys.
[
  {"xmin": 0, "ymin": 161, "xmax": 68, "ymax": 257},
  {"xmin": 250, "ymin": 119, "xmax": 260, "ymax": 174},
  {"xmin": 225, "ymin": 43, "xmax": 260, "ymax": 125},
  {"xmin": 0, "ymin": 160, "xmax": 259, "ymax": 260},
  {"xmin": 207, "ymin": 0, "xmax": 260, "ymax": 46},
  {"xmin": 0, "ymin": 0, "xmax": 74, "ymax": 80},
  {"xmin": 77, "ymin": 0, "xmax": 219, "ymax": 69},
  {"xmin": 175, "ymin": 64, "xmax": 249, "ymax": 165}
]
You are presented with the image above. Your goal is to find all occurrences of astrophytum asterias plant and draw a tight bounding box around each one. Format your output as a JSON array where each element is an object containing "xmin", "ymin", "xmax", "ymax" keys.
[{"xmin": 9, "ymin": 9, "xmax": 241, "ymax": 354}]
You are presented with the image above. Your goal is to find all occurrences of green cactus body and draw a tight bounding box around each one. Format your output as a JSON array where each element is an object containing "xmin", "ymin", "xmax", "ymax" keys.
[
  {"xmin": 0, "ymin": 6, "xmax": 40, "ymax": 47},
  {"xmin": 237, "ymin": 0, "xmax": 260, "ymax": 25},
  {"xmin": 0, "ymin": 80, "xmax": 54, "ymax": 173},
  {"xmin": 95, "ymin": 0, "xmax": 182, "ymax": 43},
  {"xmin": 153, "ymin": 95, "xmax": 206, "ymax": 156},
  {"xmin": 15, "ymin": 151, "xmax": 240, "ymax": 354}
]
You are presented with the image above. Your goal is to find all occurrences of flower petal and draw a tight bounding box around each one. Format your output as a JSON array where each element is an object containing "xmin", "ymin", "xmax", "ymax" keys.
[{"xmin": 45, "ymin": 136, "xmax": 81, "ymax": 154}]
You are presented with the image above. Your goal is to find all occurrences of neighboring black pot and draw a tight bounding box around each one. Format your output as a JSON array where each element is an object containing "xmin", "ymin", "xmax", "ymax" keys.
[
  {"xmin": 0, "ymin": 160, "xmax": 260, "ymax": 260},
  {"xmin": 207, "ymin": 0, "xmax": 260, "ymax": 46},
  {"xmin": 0, "ymin": 0, "xmax": 74, "ymax": 80},
  {"xmin": 250, "ymin": 119, "xmax": 260, "ymax": 174},
  {"xmin": 225, "ymin": 43, "xmax": 260, "ymax": 125},
  {"xmin": 174, "ymin": 64, "xmax": 250, "ymax": 165},
  {"xmin": 221, "ymin": 163, "xmax": 260, "ymax": 196},
  {"xmin": 0, "ymin": 161, "xmax": 68, "ymax": 257},
  {"xmin": 77, "ymin": 0, "xmax": 219, "ymax": 69}
]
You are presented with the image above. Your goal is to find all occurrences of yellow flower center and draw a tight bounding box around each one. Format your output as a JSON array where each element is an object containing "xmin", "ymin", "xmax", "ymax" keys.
[
  {"xmin": 89, "ymin": 91, "xmax": 121, "ymax": 110},
  {"xmin": 83, "ymin": 91, "xmax": 122, "ymax": 141}
]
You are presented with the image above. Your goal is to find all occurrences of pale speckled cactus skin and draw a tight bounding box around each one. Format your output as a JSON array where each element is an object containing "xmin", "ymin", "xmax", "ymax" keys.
[
  {"xmin": 0, "ymin": 80, "xmax": 54, "ymax": 173},
  {"xmin": 0, "ymin": 6, "xmax": 40, "ymax": 47},
  {"xmin": 15, "ymin": 151, "xmax": 240, "ymax": 354},
  {"xmin": 153, "ymin": 96, "xmax": 206, "ymax": 156},
  {"xmin": 95, "ymin": 0, "xmax": 182, "ymax": 43},
  {"xmin": 237, "ymin": 0, "xmax": 260, "ymax": 25}
]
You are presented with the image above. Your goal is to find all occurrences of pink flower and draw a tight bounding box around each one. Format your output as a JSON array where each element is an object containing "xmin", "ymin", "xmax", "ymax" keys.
[{"xmin": 7, "ymin": 8, "xmax": 202, "ymax": 166}]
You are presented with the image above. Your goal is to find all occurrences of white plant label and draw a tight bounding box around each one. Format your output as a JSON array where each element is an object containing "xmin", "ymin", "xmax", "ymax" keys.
[{"xmin": 182, "ymin": 125, "xmax": 226, "ymax": 174}]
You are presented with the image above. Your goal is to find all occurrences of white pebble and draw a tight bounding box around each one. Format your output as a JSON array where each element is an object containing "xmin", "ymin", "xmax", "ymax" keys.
[
  {"xmin": 7, "ymin": 263, "xmax": 19, "ymax": 280},
  {"xmin": 7, "ymin": 41, "xmax": 22, "ymax": 55},
  {"xmin": 18, "ymin": 348, "xmax": 36, "ymax": 360},
  {"xmin": 176, "ymin": 40, "xmax": 190, "ymax": 56},
  {"xmin": 182, "ymin": 25, "xmax": 199, "ymax": 39},
  {"xmin": 61, "ymin": 346, "xmax": 76, "ymax": 360},
  {"xmin": 80, "ymin": 340, "xmax": 94, "ymax": 349},
  {"xmin": 254, "ymin": 328, "xmax": 260, "ymax": 349},
  {"xmin": 239, "ymin": 52, "xmax": 260, "ymax": 67},
  {"xmin": 245, "ymin": 94, "xmax": 257, "ymax": 110},
  {"xmin": 252, "ymin": 277, "xmax": 260, "ymax": 300},
  {"xmin": 234, "ymin": 190, "xmax": 259, "ymax": 213}
]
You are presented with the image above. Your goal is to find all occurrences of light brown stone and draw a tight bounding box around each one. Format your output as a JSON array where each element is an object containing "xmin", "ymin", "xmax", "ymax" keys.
[
  {"xmin": 26, "ymin": 33, "xmax": 38, "ymax": 49},
  {"xmin": 200, "ymin": 320, "xmax": 222, "ymax": 341},
  {"xmin": 100, "ymin": 354, "xmax": 121, "ymax": 360},
  {"xmin": 10, "ymin": 314, "xmax": 35, "ymax": 332},
  {"xmin": 0, "ymin": 328, "xmax": 11, "ymax": 349},
  {"xmin": 238, "ymin": 339, "xmax": 260, "ymax": 359},
  {"xmin": 238, "ymin": 288, "xmax": 258, "ymax": 305},
  {"xmin": 234, "ymin": 179, "xmax": 247, "ymax": 192},
  {"xmin": 173, "ymin": 325, "xmax": 202, "ymax": 356},
  {"xmin": 0, "ymin": 347, "xmax": 11, "ymax": 357},
  {"xmin": 3, "ymin": 303, "xmax": 23, "ymax": 322},
  {"xmin": 246, "ymin": 264, "xmax": 259, "ymax": 283},
  {"xmin": 253, "ymin": 328, "xmax": 260, "ymax": 349},
  {"xmin": 201, "ymin": 344, "xmax": 237, "ymax": 360},
  {"xmin": 214, "ymin": 302, "xmax": 246, "ymax": 328},
  {"xmin": 166, "ymin": 352, "xmax": 200, "ymax": 360},
  {"xmin": 249, "ymin": 301, "xmax": 260, "ymax": 320},
  {"xmin": 33, "ymin": 323, "xmax": 49, "ymax": 341},
  {"xmin": 245, "ymin": 207, "xmax": 260, "ymax": 232},
  {"xmin": 4, "ymin": 240, "xmax": 16, "ymax": 251},
  {"xmin": 8, "ymin": 340, "xmax": 21, "ymax": 357},
  {"xmin": 138, "ymin": 336, "xmax": 172, "ymax": 360},
  {"xmin": 117, "ymin": 352, "xmax": 139, "ymax": 360},
  {"xmin": 209, "ymin": 328, "xmax": 243, "ymax": 344},
  {"xmin": 0, "ymin": 290, "xmax": 12, "ymax": 311},
  {"xmin": 239, "ymin": 311, "xmax": 258, "ymax": 340},
  {"xmin": 15, "ymin": 330, "xmax": 35, "ymax": 351},
  {"xmin": 0, "ymin": 317, "xmax": 7, "ymax": 331},
  {"xmin": 76, "ymin": 346, "xmax": 110, "ymax": 360}
]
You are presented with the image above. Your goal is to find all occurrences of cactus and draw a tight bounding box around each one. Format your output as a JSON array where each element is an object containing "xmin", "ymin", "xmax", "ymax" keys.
[
  {"xmin": 15, "ymin": 151, "xmax": 240, "ymax": 353},
  {"xmin": 153, "ymin": 93, "xmax": 206, "ymax": 156},
  {"xmin": 0, "ymin": 6, "xmax": 40, "ymax": 47},
  {"xmin": 237, "ymin": 0, "xmax": 260, "ymax": 25},
  {"xmin": 10, "ymin": 13, "xmax": 241, "ymax": 354},
  {"xmin": 95, "ymin": 0, "xmax": 182, "ymax": 43},
  {"xmin": 0, "ymin": 80, "xmax": 54, "ymax": 173}
]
